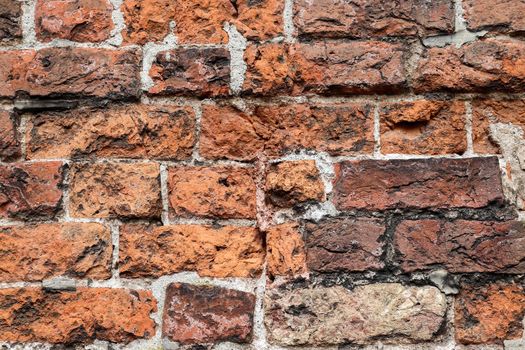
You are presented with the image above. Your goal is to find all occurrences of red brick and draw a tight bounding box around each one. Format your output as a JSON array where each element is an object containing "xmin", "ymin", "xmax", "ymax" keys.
[
  {"xmin": 0, "ymin": 162, "xmax": 63, "ymax": 220},
  {"xmin": 200, "ymin": 103, "xmax": 375, "ymax": 161},
  {"xmin": 395, "ymin": 220, "xmax": 525, "ymax": 273},
  {"xmin": 380, "ymin": 100, "xmax": 467, "ymax": 155},
  {"xmin": 26, "ymin": 105, "xmax": 195, "ymax": 160},
  {"xmin": 119, "ymin": 224, "xmax": 265, "ymax": 278},
  {"xmin": 306, "ymin": 218, "xmax": 385, "ymax": 272},
  {"xmin": 294, "ymin": 0, "xmax": 454, "ymax": 39},
  {"xmin": 0, "ymin": 48, "xmax": 140, "ymax": 99},
  {"xmin": 414, "ymin": 39, "xmax": 525, "ymax": 93},
  {"xmin": 333, "ymin": 157, "xmax": 504, "ymax": 210},
  {"xmin": 68, "ymin": 162, "xmax": 161, "ymax": 219},
  {"xmin": 463, "ymin": 0, "xmax": 525, "ymax": 34},
  {"xmin": 455, "ymin": 283, "xmax": 525, "ymax": 344},
  {"xmin": 266, "ymin": 223, "xmax": 307, "ymax": 278},
  {"xmin": 148, "ymin": 48, "xmax": 230, "ymax": 97},
  {"xmin": 0, "ymin": 223, "xmax": 111, "ymax": 282},
  {"xmin": 265, "ymin": 160, "xmax": 325, "ymax": 208},
  {"xmin": 472, "ymin": 99, "xmax": 525, "ymax": 154},
  {"xmin": 0, "ymin": 110, "xmax": 20, "ymax": 161},
  {"xmin": 0, "ymin": 0, "xmax": 22, "ymax": 43},
  {"xmin": 163, "ymin": 283, "xmax": 255, "ymax": 344},
  {"xmin": 0, "ymin": 288, "xmax": 156, "ymax": 344},
  {"xmin": 168, "ymin": 166, "xmax": 256, "ymax": 219},
  {"xmin": 243, "ymin": 42, "xmax": 408, "ymax": 96},
  {"xmin": 35, "ymin": 0, "xmax": 114, "ymax": 42}
]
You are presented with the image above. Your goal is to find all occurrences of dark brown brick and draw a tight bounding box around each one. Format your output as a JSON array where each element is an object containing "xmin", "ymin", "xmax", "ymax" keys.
[
  {"xmin": 0, "ymin": 110, "xmax": 20, "ymax": 161},
  {"xmin": 395, "ymin": 220, "xmax": 525, "ymax": 273},
  {"xmin": 163, "ymin": 283, "xmax": 255, "ymax": 344},
  {"xmin": 0, "ymin": 162, "xmax": 63, "ymax": 220},
  {"xmin": 148, "ymin": 48, "xmax": 230, "ymax": 97},
  {"xmin": 0, "ymin": 0, "xmax": 22, "ymax": 43},
  {"xmin": 333, "ymin": 157, "xmax": 504, "ymax": 210},
  {"xmin": 306, "ymin": 218, "xmax": 386, "ymax": 272},
  {"xmin": 294, "ymin": 0, "xmax": 454, "ymax": 39}
]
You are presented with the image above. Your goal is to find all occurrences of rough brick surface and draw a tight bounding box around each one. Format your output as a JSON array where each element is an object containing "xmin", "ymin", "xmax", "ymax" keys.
[
  {"xmin": 0, "ymin": 223, "xmax": 111, "ymax": 282},
  {"xmin": 463, "ymin": 0, "xmax": 525, "ymax": 34},
  {"xmin": 26, "ymin": 105, "xmax": 195, "ymax": 160},
  {"xmin": 472, "ymin": 99, "xmax": 525, "ymax": 154},
  {"xmin": 265, "ymin": 283, "xmax": 446, "ymax": 346},
  {"xmin": 119, "ymin": 224, "xmax": 265, "ymax": 278},
  {"xmin": 294, "ymin": 0, "xmax": 455, "ymax": 39},
  {"xmin": 163, "ymin": 283, "xmax": 255, "ymax": 344},
  {"xmin": 68, "ymin": 162, "xmax": 161, "ymax": 218},
  {"xmin": 414, "ymin": 39, "xmax": 525, "ymax": 93},
  {"xmin": 0, "ymin": 48, "xmax": 141, "ymax": 99},
  {"xmin": 395, "ymin": 220, "xmax": 525, "ymax": 273},
  {"xmin": 35, "ymin": 0, "xmax": 114, "ymax": 42},
  {"xmin": 265, "ymin": 160, "xmax": 324, "ymax": 208},
  {"xmin": 306, "ymin": 218, "xmax": 386, "ymax": 273},
  {"xmin": 0, "ymin": 288, "xmax": 156, "ymax": 344},
  {"xmin": 149, "ymin": 48, "xmax": 230, "ymax": 97},
  {"xmin": 455, "ymin": 283, "xmax": 525, "ymax": 344},
  {"xmin": 121, "ymin": 0, "xmax": 177, "ymax": 45},
  {"xmin": 243, "ymin": 42, "xmax": 408, "ymax": 95},
  {"xmin": 0, "ymin": 110, "xmax": 20, "ymax": 161},
  {"xmin": 333, "ymin": 157, "xmax": 504, "ymax": 210},
  {"xmin": 0, "ymin": 162, "xmax": 63, "ymax": 220},
  {"xmin": 200, "ymin": 103, "xmax": 375, "ymax": 161},
  {"xmin": 168, "ymin": 166, "xmax": 256, "ymax": 219},
  {"xmin": 266, "ymin": 223, "xmax": 307, "ymax": 278},
  {"xmin": 380, "ymin": 100, "xmax": 467, "ymax": 155},
  {"xmin": 0, "ymin": 0, "xmax": 22, "ymax": 43}
]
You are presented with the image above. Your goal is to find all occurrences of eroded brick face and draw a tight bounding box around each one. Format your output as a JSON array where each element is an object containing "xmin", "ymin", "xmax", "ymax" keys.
[{"xmin": 2, "ymin": 0, "xmax": 525, "ymax": 348}]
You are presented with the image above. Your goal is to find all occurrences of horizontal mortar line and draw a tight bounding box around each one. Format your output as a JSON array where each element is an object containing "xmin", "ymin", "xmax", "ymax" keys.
[{"xmin": 165, "ymin": 218, "xmax": 258, "ymax": 226}]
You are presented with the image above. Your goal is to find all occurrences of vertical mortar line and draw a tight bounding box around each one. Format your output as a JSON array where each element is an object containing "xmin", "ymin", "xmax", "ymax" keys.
[
  {"xmin": 464, "ymin": 100, "xmax": 474, "ymax": 156},
  {"xmin": 283, "ymin": 0, "xmax": 295, "ymax": 43},
  {"xmin": 109, "ymin": 220, "xmax": 121, "ymax": 280},
  {"xmin": 225, "ymin": 23, "xmax": 247, "ymax": 95},
  {"xmin": 252, "ymin": 265, "xmax": 269, "ymax": 350},
  {"xmin": 21, "ymin": 0, "xmax": 37, "ymax": 45},
  {"xmin": 373, "ymin": 101, "xmax": 382, "ymax": 158},
  {"xmin": 18, "ymin": 113, "xmax": 28, "ymax": 161},
  {"xmin": 108, "ymin": 0, "xmax": 125, "ymax": 46},
  {"xmin": 159, "ymin": 162, "xmax": 170, "ymax": 226},
  {"xmin": 454, "ymin": 0, "xmax": 467, "ymax": 32},
  {"xmin": 191, "ymin": 102, "xmax": 204, "ymax": 163},
  {"xmin": 61, "ymin": 159, "xmax": 72, "ymax": 220}
]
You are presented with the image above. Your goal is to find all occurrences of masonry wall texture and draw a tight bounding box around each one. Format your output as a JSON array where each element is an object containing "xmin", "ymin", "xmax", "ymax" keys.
[{"xmin": 0, "ymin": 0, "xmax": 525, "ymax": 350}]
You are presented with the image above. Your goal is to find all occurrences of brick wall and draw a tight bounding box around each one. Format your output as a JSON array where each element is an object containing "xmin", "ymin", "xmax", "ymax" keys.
[{"xmin": 1, "ymin": 0, "xmax": 525, "ymax": 349}]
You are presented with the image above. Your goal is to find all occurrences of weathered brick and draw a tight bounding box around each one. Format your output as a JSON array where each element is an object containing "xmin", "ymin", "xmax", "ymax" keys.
[
  {"xmin": 265, "ymin": 160, "xmax": 324, "ymax": 208},
  {"xmin": 235, "ymin": 0, "xmax": 283, "ymax": 41},
  {"xmin": 463, "ymin": 0, "xmax": 525, "ymax": 34},
  {"xmin": 68, "ymin": 162, "xmax": 161, "ymax": 219},
  {"xmin": 0, "ymin": 162, "xmax": 63, "ymax": 220},
  {"xmin": 35, "ymin": 0, "xmax": 114, "ymax": 42},
  {"xmin": 200, "ymin": 103, "xmax": 375, "ymax": 161},
  {"xmin": 380, "ymin": 100, "xmax": 467, "ymax": 155},
  {"xmin": 168, "ymin": 166, "xmax": 256, "ymax": 219},
  {"xmin": 163, "ymin": 283, "xmax": 255, "ymax": 344},
  {"xmin": 119, "ymin": 224, "xmax": 265, "ymax": 278},
  {"xmin": 0, "ymin": 223, "xmax": 111, "ymax": 282},
  {"xmin": 305, "ymin": 218, "xmax": 385, "ymax": 273},
  {"xmin": 333, "ymin": 157, "xmax": 504, "ymax": 210},
  {"xmin": 414, "ymin": 39, "xmax": 525, "ymax": 93},
  {"xmin": 265, "ymin": 283, "xmax": 446, "ymax": 346},
  {"xmin": 0, "ymin": 48, "xmax": 141, "ymax": 99},
  {"xmin": 243, "ymin": 42, "xmax": 408, "ymax": 96},
  {"xmin": 148, "ymin": 48, "xmax": 230, "ymax": 97},
  {"xmin": 395, "ymin": 220, "xmax": 525, "ymax": 273},
  {"xmin": 0, "ymin": 288, "xmax": 156, "ymax": 344},
  {"xmin": 294, "ymin": 0, "xmax": 454, "ymax": 39},
  {"xmin": 26, "ymin": 105, "xmax": 195, "ymax": 160},
  {"xmin": 266, "ymin": 223, "xmax": 307, "ymax": 278},
  {"xmin": 472, "ymin": 99, "xmax": 525, "ymax": 154},
  {"xmin": 0, "ymin": 0, "xmax": 22, "ymax": 43},
  {"xmin": 455, "ymin": 283, "xmax": 525, "ymax": 344},
  {"xmin": 0, "ymin": 110, "xmax": 20, "ymax": 161}
]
